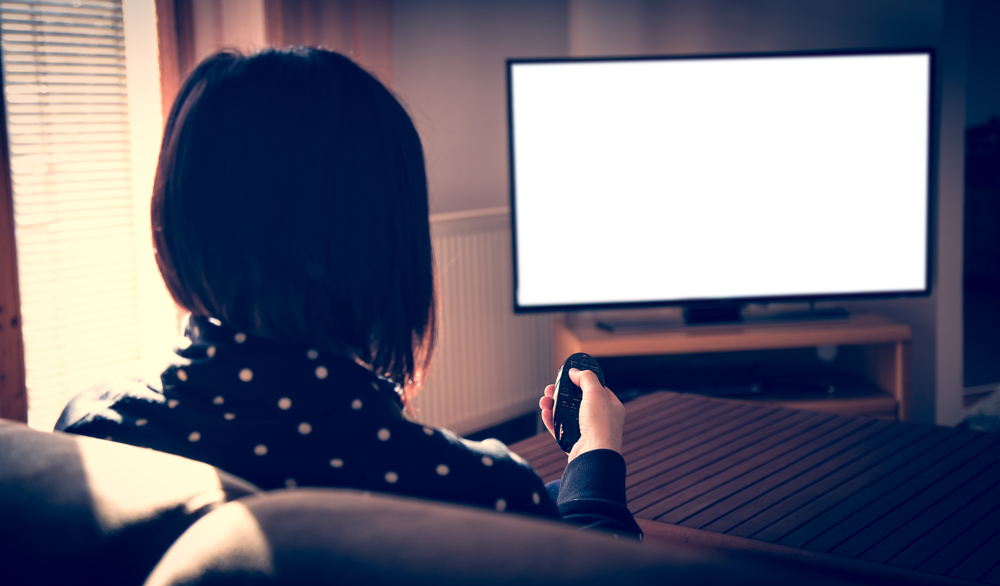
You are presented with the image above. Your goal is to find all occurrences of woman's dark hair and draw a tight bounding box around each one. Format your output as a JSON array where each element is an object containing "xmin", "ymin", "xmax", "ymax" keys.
[{"xmin": 152, "ymin": 47, "xmax": 435, "ymax": 404}]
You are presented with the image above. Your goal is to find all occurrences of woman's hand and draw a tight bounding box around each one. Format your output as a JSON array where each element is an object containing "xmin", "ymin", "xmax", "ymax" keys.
[{"xmin": 539, "ymin": 368, "xmax": 626, "ymax": 463}]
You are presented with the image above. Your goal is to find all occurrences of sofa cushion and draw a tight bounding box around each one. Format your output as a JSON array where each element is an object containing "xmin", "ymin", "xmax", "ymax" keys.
[
  {"xmin": 144, "ymin": 488, "xmax": 786, "ymax": 586},
  {"xmin": 0, "ymin": 419, "xmax": 259, "ymax": 586}
]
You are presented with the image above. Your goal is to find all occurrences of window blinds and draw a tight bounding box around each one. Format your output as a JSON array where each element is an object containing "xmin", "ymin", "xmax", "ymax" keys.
[{"xmin": 1, "ymin": 0, "xmax": 143, "ymax": 430}]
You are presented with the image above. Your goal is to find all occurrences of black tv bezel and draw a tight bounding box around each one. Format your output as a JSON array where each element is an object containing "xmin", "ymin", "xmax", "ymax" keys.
[{"xmin": 507, "ymin": 47, "xmax": 937, "ymax": 315}]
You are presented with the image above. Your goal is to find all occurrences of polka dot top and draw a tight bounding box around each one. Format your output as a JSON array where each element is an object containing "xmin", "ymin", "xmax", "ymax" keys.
[{"xmin": 55, "ymin": 316, "xmax": 641, "ymax": 537}]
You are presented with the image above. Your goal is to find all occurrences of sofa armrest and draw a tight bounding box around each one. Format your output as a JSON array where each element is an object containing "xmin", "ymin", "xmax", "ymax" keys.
[
  {"xmin": 144, "ymin": 488, "xmax": 822, "ymax": 586},
  {"xmin": 0, "ymin": 419, "xmax": 258, "ymax": 586}
]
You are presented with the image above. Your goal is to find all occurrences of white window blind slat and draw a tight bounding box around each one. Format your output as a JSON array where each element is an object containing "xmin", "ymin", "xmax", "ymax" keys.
[
  {"xmin": 9, "ymin": 117, "xmax": 131, "ymax": 126},
  {"xmin": 13, "ymin": 180, "xmax": 133, "ymax": 197},
  {"xmin": 2, "ymin": 0, "xmax": 171, "ymax": 431},
  {"xmin": 15, "ymin": 227, "xmax": 133, "ymax": 247},
  {"xmin": 1, "ymin": 11, "xmax": 122, "ymax": 22},
  {"xmin": 4, "ymin": 55, "xmax": 126, "ymax": 65},
  {"xmin": 2, "ymin": 42, "xmax": 123, "ymax": 52},
  {"xmin": 15, "ymin": 191, "xmax": 131, "ymax": 210},
  {"xmin": 3, "ymin": 0, "xmax": 121, "ymax": 11},
  {"xmin": 14, "ymin": 155, "xmax": 130, "ymax": 166},
  {"xmin": 10, "ymin": 127, "xmax": 131, "ymax": 138},
  {"xmin": 14, "ymin": 165, "xmax": 132, "ymax": 180},
  {"xmin": 18, "ymin": 291, "xmax": 141, "ymax": 317},
  {"xmin": 14, "ymin": 161, "xmax": 133, "ymax": 174},
  {"xmin": 5, "ymin": 56, "xmax": 124, "ymax": 63}
]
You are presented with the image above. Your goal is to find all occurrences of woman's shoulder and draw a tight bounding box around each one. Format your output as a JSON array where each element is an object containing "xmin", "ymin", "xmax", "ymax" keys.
[
  {"xmin": 335, "ymin": 415, "xmax": 558, "ymax": 516},
  {"xmin": 55, "ymin": 377, "xmax": 165, "ymax": 432}
]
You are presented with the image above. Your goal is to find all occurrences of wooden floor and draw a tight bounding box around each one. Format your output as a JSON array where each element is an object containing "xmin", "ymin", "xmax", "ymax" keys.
[{"xmin": 510, "ymin": 391, "xmax": 1000, "ymax": 585}]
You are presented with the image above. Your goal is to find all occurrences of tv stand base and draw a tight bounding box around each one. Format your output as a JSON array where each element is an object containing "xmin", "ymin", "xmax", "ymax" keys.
[
  {"xmin": 597, "ymin": 307, "xmax": 850, "ymax": 332},
  {"xmin": 557, "ymin": 313, "xmax": 911, "ymax": 421}
]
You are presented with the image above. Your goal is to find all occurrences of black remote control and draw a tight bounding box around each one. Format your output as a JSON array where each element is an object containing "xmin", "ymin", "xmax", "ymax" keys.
[{"xmin": 552, "ymin": 352, "xmax": 605, "ymax": 453}]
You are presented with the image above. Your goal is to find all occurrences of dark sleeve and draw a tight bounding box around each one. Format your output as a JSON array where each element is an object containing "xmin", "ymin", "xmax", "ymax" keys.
[
  {"xmin": 55, "ymin": 379, "xmax": 161, "ymax": 432},
  {"xmin": 556, "ymin": 449, "xmax": 643, "ymax": 540}
]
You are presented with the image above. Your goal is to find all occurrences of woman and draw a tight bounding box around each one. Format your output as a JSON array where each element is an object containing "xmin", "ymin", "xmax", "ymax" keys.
[{"xmin": 56, "ymin": 47, "xmax": 640, "ymax": 538}]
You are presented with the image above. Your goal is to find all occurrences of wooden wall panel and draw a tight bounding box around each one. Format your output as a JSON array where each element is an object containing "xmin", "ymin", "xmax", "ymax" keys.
[{"xmin": 0, "ymin": 65, "xmax": 26, "ymax": 422}]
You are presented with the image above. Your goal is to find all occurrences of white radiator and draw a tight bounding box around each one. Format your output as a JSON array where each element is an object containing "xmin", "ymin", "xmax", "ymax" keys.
[{"xmin": 413, "ymin": 207, "xmax": 553, "ymax": 435}]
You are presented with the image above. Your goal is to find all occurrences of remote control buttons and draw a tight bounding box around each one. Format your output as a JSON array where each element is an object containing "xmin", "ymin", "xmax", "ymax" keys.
[
  {"xmin": 559, "ymin": 396, "xmax": 581, "ymax": 410},
  {"xmin": 552, "ymin": 352, "xmax": 605, "ymax": 453}
]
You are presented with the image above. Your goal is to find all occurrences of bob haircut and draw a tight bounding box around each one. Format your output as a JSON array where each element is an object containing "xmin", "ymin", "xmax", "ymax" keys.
[{"xmin": 152, "ymin": 47, "xmax": 435, "ymax": 402}]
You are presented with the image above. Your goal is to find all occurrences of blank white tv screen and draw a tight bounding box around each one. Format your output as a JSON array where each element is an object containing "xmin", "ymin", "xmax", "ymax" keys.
[{"xmin": 509, "ymin": 51, "xmax": 931, "ymax": 310}]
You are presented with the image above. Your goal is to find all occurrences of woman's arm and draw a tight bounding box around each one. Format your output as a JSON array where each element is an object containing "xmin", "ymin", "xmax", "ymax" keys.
[
  {"xmin": 540, "ymin": 369, "xmax": 625, "ymax": 463},
  {"xmin": 539, "ymin": 368, "xmax": 642, "ymax": 539}
]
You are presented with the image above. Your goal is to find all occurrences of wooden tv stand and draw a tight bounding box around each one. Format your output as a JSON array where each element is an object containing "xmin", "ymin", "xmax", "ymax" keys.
[{"xmin": 553, "ymin": 313, "xmax": 912, "ymax": 421}]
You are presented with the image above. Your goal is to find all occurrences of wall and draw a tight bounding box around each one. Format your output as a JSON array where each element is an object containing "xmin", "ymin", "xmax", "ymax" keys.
[
  {"xmin": 265, "ymin": 0, "xmax": 394, "ymax": 87},
  {"xmin": 967, "ymin": 0, "xmax": 1000, "ymax": 127},
  {"xmin": 390, "ymin": 0, "xmax": 948, "ymax": 215},
  {"xmin": 568, "ymin": 0, "xmax": 642, "ymax": 57},
  {"xmin": 389, "ymin": 0, "xmax": 967, "ymax": 425},
  {"xmin": 191, "ymin": 0, "xmax": 268, "ymax": 61},
  {"xmin": 391, "ymin": 0, "xmax": 568, "ymax": 215},
  {"xmin": 172, "ymin": 0, "xmax": 970, "ymax": 426},
  {"xmin": 640, "ymin": 0, "xmax": 940, "ymax": 54}
]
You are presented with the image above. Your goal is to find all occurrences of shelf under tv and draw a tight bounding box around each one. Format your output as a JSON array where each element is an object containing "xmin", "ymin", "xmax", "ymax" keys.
[{"xmin": 553, "ymin": 312, "xmax": 912, "ymax": 421}]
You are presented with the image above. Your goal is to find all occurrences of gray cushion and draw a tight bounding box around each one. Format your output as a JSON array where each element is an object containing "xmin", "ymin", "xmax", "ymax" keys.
[
  {"xmin": 145, "ymin": 488, "xmax": 785, "ymax": 586},
  {"xmin": 0, "ymin": 419, "xmax": 258, "ymax": 586},
  {"xmin": 1, "ymin": 418, "xmax": 844, "ymax": 586}
]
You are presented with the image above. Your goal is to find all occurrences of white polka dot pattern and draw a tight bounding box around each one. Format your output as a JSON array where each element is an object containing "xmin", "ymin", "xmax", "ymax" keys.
[
  {"xmin": 79, "ymin": 313, "xmax": 585, "ymax": 525},
  {"xmin": 234, "ymin": 332, "xmax": 247, "ymax": 344},
  {"xmin": 103, "ymin": 315, "xmax": 569, "ymax": 520}
]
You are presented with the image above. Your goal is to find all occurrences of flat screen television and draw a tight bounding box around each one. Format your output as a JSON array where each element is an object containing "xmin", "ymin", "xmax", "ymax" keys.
[{"xmin": 507, "ymin": 49, "xmax": 934, "ymax": 324}]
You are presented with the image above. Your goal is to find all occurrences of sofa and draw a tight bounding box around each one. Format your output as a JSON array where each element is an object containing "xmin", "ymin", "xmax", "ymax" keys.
[{"xmin": 1, "ymin": 418, "xmax": 867, "ymax": 585}]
